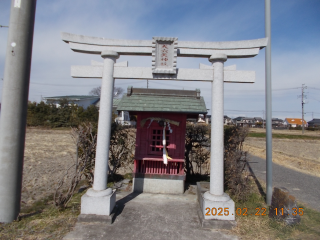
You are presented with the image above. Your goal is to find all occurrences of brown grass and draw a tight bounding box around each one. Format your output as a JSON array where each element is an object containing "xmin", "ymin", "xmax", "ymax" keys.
[
  {"xmin": 244, "ymin": 137, "xmax": 320, "ymax": 177},
  {"xmin": 250, "ymin": 128, "xmax": 320, "ymax": 137},
  {"xmin": 22, "ymin": 127, "xmax": 76, "ymax": 206}
]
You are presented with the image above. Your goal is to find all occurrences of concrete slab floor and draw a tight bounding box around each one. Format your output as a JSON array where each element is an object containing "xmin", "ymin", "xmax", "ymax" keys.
[{"xmin": 63, "ymin": 189, "xmax": 237, "ymax": 240}]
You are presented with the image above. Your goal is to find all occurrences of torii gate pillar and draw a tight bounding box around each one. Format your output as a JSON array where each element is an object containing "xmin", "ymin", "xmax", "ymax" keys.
[
  {"xmin": 208, "ymin": 53, "xmax": 227, "ymax": 197},
  {"xmin": 80, "ymin": 50, "xmax": 119, "ymax": 216},
  {"xmin": 201, "ymin": 54, "xmax": 235, "ymax": 221}
]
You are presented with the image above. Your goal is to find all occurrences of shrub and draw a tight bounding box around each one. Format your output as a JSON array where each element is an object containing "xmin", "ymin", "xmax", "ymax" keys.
[
  {"xmin": 54, "ymin": 122, "xmax": 135, "ymax": 208},
  {"xmin": 185, "ymin": 123, "xmax": 210, "ymax": 179},
  {"xmin": 224, "ymin": 126, "xmax": 250, "ymax": 202},
  {"xmin": 27, "ymin": 100, "xmax": 99, "ymax": 128}
]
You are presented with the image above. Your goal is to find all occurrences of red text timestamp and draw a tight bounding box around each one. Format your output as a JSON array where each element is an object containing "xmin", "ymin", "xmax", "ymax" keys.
[{"xmin": 204, "ymin": 207, "xmax": 304, "ymax": 216}]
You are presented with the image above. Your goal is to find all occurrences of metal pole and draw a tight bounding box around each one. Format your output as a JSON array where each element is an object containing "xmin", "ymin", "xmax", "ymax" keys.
[
  {"xmin": 0, "ymin": 0, "xmax": 37, "ymax": 223},
  {"xmin": 301, "ymin": 84, "xmax": 307, "ymax": 134},
  {"xmin": 265, "ymin": 0, "xmax": 273, "ymax": 205}
]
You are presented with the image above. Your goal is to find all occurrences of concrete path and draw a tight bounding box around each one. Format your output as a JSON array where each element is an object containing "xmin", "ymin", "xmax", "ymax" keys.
[
  {"xmin": 64, "ymin": 191, "xmax": 237, "ymax": 240},
  {"xmin": 248, "ymin": 154, "xmax": 320, "ymax": 212}
]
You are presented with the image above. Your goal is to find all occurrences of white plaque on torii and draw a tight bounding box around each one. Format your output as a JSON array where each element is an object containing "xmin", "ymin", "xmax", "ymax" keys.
[{"xmin": 152, "ymin": 37, "xmax": 178, "ymax": 74}]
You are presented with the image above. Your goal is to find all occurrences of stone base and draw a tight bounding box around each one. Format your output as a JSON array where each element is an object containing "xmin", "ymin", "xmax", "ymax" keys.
[
  {"xmin": 197, "ymin": 182, "xmax": 235, "ymax": 221},
  {"xmin": 78, "ymin": 205, "xmax": 118, "ymax": 224},
  {"xmin": 133, "ymin": 178, "xmax": 184, "ymax": 194},
  {"xmin": 81, "ymin": 189, "xmax": 116, "ymax": 216},
  {"xmin": 197, "ymin": 207, "xmax": 237, "ymax": 229}
]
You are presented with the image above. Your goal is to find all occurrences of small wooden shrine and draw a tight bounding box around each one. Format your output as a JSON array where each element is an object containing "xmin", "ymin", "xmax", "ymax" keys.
[{"xmin": 117, "ymin": 86, "xmax": 207, "ymax": 194}]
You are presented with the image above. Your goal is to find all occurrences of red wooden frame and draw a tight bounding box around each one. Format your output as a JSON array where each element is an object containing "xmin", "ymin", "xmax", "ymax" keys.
[{"xmin": 134, "ymin": 112, "xmax": 186, "ymax": 177}]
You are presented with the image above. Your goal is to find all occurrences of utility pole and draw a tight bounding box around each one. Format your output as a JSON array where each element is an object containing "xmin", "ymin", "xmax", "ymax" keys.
[
  {"xmin": 262, "ymin": 110, "xmax": 265, "ymax": 129},
  {"xmin": 300, "ymin": 84, "xmax": 307, "ymax": 134},
  {"xmin": 0, "ymin": 0, "xmax": 37, "ymax": 223},
  {"xmin": 147, "ymin": 79, "xmax": 149, "ymax": 89},
  {"xmin": 265, "ymin": 0, "xmax": 273, "ymax": 206}
]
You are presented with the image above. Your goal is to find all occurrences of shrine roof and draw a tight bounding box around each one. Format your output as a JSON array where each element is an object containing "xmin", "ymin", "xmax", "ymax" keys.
[
  {"xmin": 116, "ymin": 87, "xmax": 207, "ymax": 114},
  {"xmin": 43, "ymin": 95, "xmax": 99, "ymax": 101}
]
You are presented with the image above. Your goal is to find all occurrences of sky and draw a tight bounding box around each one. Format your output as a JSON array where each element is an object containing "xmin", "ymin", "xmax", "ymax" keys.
[{"xmin": 0, "ymin": 0, "xmax": 319, "ymax": 120}]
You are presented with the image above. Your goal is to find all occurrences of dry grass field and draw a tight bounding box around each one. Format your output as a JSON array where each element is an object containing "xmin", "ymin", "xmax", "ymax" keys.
[
  {"xmin": 22, "ymin": 128, "xmax": 77, "ymax": 206},
  {"xmin": 244, "ymin": 128, "xmax": 320, "ymax": 177}
]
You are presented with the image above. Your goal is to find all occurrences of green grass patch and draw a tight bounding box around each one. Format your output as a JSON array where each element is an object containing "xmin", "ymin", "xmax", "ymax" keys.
[{"xmin": 248, "ymin": 132, "xmax": 320, "ymax": 140}]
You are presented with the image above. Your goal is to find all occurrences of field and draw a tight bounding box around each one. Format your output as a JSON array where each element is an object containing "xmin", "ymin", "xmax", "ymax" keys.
[
  {"xmin": 244, "ymin": 128, "xmax": 320, "ymax": 177},
  {"xmin": 22, "ymin": 128, "xmax": 77, "ymax": 206}
]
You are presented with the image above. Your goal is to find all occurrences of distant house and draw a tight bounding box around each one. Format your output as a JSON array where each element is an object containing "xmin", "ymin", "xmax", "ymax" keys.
[
  {"xmin": 43, "ymin": 95, "xmax": 100, "ymax": 109},
  {"xmin": 96, "ymin": 98, "xmax": 133, "ymax": 126},
  {"xmin": 254, "ymin": 117, "xmax": 263, "ymax": 123},
  {"xmin": 233, "ymin": 116, "xmax": 245, "ymax": 127},
  {"xmin": 224, "ymin": 115, "xmax": 234, "ymax": 125},
  {"xmin": 284, "ymin": 118, "xmax": 307, "ymax": 128},
  {"xmin": 253, "ymin": 117, "xmax": 263, "ymax": 127},
  {"xmin": 307, "ymin": 118, "xmax": 320, "ymax": 128},
  {"xmin": 233, "ymin": 116, "xmax": 255, "ymax": 127},
  {"xmin": 272, "ymin": 118, "xmax": 284, "ymax": 128}
]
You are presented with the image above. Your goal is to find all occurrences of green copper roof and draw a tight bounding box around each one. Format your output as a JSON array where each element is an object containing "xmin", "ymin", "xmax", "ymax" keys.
[
  {"xmin": 113, "ymin": 98, "xmax": 121, "ymax": 106},
  {"xmin": 117, "ymin": 87, "xmax": 207, "ymax": 114}
]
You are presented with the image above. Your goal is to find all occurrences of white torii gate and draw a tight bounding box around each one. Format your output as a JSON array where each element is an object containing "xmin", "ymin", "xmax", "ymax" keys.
[{"xmin": 62, "ymin": 32, "xmax": 267, "ymax": 221}]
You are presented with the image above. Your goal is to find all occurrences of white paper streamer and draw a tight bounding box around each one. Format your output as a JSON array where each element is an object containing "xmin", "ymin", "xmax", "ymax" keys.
[{"xmin": 162, "ymin": 122, "xmax": 168, "ymax": 165}]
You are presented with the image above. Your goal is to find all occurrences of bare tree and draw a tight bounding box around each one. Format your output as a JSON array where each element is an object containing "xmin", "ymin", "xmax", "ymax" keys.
[{"xmin": 89, "ymin": 86, "xmax": 124, "ymax": 98}]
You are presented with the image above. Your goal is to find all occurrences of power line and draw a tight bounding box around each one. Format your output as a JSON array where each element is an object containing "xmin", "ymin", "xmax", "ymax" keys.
[{"xmin": 308, "ymin": 87, "xmax": 320, "ymax": 91}]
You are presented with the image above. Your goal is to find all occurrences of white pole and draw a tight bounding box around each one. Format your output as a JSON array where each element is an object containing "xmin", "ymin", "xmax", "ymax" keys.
[
  {"xmin": 93, "ymin": 50, "xmax": 119, "ymax": 192},
  {"xmin": 208, "ymin": 53, "xmax": 227, "ymax": 196},
  {"xmin": 0, "ymin": 0, "xmax": 37, "ymax": 223}
]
